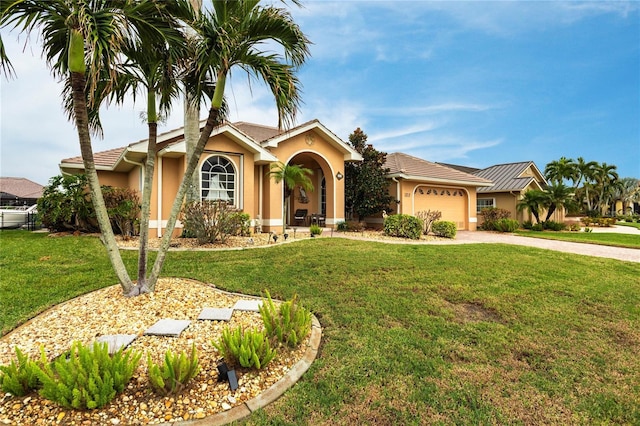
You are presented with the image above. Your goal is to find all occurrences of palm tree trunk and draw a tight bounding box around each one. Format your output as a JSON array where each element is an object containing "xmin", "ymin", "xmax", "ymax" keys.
[
  {"xmin": 147, "ymin": 106, "xmax": 222, "ymax": 290},
  {"xmin": 136, "ymin": 90, "xmax": 158, "ymax": 293},
  {"xmin": 184, "ymin": 97, "xmax": 201, "ymax": 204},
  {"xmin": 70, "ymin": 71, "xmax": 135, "ymax": 295}
]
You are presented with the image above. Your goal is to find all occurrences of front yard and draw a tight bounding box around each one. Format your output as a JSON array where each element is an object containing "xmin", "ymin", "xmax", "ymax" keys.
[{"xmin": 1, "ymin": 230, "xmax": 639, "ymax": 424}]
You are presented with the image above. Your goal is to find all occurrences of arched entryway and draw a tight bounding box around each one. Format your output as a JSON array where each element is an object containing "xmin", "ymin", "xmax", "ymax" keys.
[{"xmin": 285, "ymin": 151, "xmax": 334, "ymax": 227}]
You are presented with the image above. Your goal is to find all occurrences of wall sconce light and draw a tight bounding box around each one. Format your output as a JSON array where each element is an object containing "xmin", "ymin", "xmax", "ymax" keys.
[{"xmin": 336, "ymin": 172, "xmax": 344, "ymax": 180}]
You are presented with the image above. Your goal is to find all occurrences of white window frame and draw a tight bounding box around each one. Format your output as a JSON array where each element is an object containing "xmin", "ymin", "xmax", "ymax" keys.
[
  {"xmin": 476, "ymin": 198, "xmax": 495, "ymax": 213},
  {"xmin": 201, "ymin": 155, "xmax": 237, "ymax": 205}
]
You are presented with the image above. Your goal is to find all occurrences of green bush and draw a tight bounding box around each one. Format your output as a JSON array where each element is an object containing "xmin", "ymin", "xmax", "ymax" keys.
[
  {"xmin": 260, "ymin": 290, "xmax": 312, "ymax": 348},
  {"xmin": 38, "ymin": 174, "xmax": 97, "ymax": 233},
  {"xmin": 415, "ymin": 210, "xmax": 442, "ymax": 235},
  {"xmin": 336, "ymin": 221, "xmax": 348, "ymax": 231},
  {"xmin": 432, "ymin": 221, "xmax": 457, "ymax": 238},
  {"xmin": 36, "ymin": 341, "xmax": 141, "ymax": 410},
  {"xmin": 569, "ymin": 223, "xmax": 581, "ymax": 232},
  {"xmin": 522, "ymin": 220, "xmax": 534, "ymax": 230},
  {"xmin": 310, "ymin": 224, "xmax": 323, "ymax": 235},
  {"xmin": 383, "ymin": 214, "xmax": 423, "ymax": 239},
  {"xmin": 543, "ymin": 221, "xmax": 567, "ymax": 231},
  {"xmin": 181, "ymin": 200, "xmax": 248, "ymax": 244},
  {"xmin": 531, "ymin": 223, "xmax": 544, "ymax": 231},
  {"xmin": 493, "ymin": 218, "xmax": 520, "ymax": 232},
  {"xmin": 479, "ymin": 208, "xmax": 511, "ymax": 231},
  {"xmin": 214, "ymin": 327, "xmax": 276, "ymax": 370},
  {"xmin": 147, "ymin": 345, "xmax": 199, "ymax": 396},
  {"xmin": 102, "ymin": 186, "xmax": 141, "ymax": 238},
  {"xmin": 0, "ymin": 347, "xmax": 41, "ymax": 396}
]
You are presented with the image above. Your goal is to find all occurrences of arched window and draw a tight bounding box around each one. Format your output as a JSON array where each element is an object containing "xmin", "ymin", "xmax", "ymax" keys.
[{"xmin": 201, "ymin": 156, "xmax": 235, "ymax": 203}]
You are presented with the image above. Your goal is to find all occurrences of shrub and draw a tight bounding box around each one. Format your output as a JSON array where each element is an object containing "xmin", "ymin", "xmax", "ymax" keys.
[
  {"xmin": 336, "ymin": 221, "xmax": 365, "ymax": 232},
  {"xmin": 36, "ymin": 341, "xmax": 141, "ymax": 410},
  {"xmin": 214, "ymin": 327, "xmax": 276, "ymax": 370},
  {"xmin": 37, "ymin": 174, "xmax": 97, "ymax": 233},
  {"xmin": 581, "ymin": 217, "xmax": 592, "ymax": 226},
  {"xmin": 102, "ymin": 186, "xmax": 141, "ymax": 238},
  {"xmin": 310, "ymin": 224, "xmax": 323, "ymax": 235},
  {"xmin": 260, "ymin": 290, "xmax": 312, "ymax": 348},
  {"xmin": 479, "ymin": 208, "xmax": 511, "ymax": 231},
  {"xmin": 336, "ymin": 221, "xmax": 348, "ymax": 231},
  {"xmin": 383, "ymin": 214, "xmax": 423, "ymax": 239},
  {"xmin": 543, "ymin": 221, "xmax": 567, "ymax": 231},
  {"xmin": 432, "ymin": 221, "xmax": 457, "ymax": 238},
  {"xmin": 147, "ymin": 345, "xmax": 199, "ymax": 396},
  {"xmin": 584, "ymin": 227, "xmax": 593, "ymax": 233},
  {"xmin": 531, "ymin": 223, "xmax": 544, "ymax": 231},
  {"xmin": 181, "ymin": 200, "xmax": 248, "ymax": 244},
  {"xmin": 493, "ymin": 218, "xmax": 520, "ymax": 232},
  {"xmin": 0, "ymin": 347, "xmax": 41, "ymax": 396},
  {"xmin": 415, "ymin": 210, "xmax": 442, "ymax": 235},
  {"xmin": 569, "ymin": 223, "xmax": 581, "ymax": 232},
  {"xmin": 522, "ymin": 220, "xmax": 534, "ymax": 230}
]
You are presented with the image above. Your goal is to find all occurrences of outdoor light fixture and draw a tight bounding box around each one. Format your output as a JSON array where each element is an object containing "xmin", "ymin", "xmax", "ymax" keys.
[
  {"xmin": 284, "ymin": 233, "xmax": 289, "ymax": 240},
  {"xmin": 336, "ymin": 172, "xmax": 344, "ymax": 180},
  {"xmin": 273, "ymin": 234, "xmax": 278, "ymax": 243},
  {"xmin": 216, "ymin": 360, "xmax": 238, "ymax": 390}
]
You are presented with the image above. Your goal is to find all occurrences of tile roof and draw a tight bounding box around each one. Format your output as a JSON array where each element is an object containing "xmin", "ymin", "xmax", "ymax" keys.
[
  {"xmin": 474, "ymin": 161, "xmax": 544, "ymax": 193},
  {"xmin": 233, "ymin": 122, "xmax": 281, "ymax": 142},
  {"xmin": 385, "ymin": 153, "xmax": 493, "ymax": 186},
  {"xmin": 436, "ymin": 162, "xmax": 481, "ymax": 174},
  {"xmin": 0, "ymin": 177, "xmax": 44, "ymax": 199},
  {"xmin": 61, "ymin": 147, "xmax": 126, "ymax": 168}
]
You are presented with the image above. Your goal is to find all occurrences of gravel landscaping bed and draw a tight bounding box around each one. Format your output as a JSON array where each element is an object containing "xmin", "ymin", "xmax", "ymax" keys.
[{"xmin": 0, "ymin": 278, "xmax": 309, "ymax": 425}]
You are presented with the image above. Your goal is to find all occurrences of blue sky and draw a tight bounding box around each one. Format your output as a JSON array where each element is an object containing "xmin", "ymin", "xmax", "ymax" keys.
[{"xmin": 1, "ymin": 1, "xmax": 638, "ymax": 186}]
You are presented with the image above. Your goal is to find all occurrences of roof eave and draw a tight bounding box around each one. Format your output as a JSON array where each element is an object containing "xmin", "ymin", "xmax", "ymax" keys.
[{"xmin": 388, "ymin": 173, "xmax": 494, "ymax": 187}]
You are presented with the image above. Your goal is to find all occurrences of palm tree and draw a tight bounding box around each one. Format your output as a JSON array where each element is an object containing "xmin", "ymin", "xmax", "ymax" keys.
[
  {"xmin": 592, "ymin": 162, "xmax": 619, "ymax": 215},
  {"xmin": 268, "ymin": 162, "xmax": 314, "ymax": 233},
  {"xmin": 544, "ymin": 157, "xmax": 576, "ymax": 185},
  {"xmin": 147, "ymin": 0, "xmax": 310, "ymax": 289},
  {"xmin": 1, "ymin": 0, "xmax": 181, "ymax": 296},
  {"xmin": 516, "ymin": 190, "xmax": 546, "ymax": 224},
  {"xmin": 112, "ymin": 5, "xmax": 190, "ymax": 294},
  {"xmin": 573, "ymin": 156, "xmax": 598, "ymax": 212},
  {"xmin": 542, "ymin": 182, "xmax": 575, "ymax": 222}
]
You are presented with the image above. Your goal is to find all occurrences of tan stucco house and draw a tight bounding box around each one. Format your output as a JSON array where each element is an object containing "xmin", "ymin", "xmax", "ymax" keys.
[{"xmin": 60, "ymin": 120, "xmax": 362, "ymax": 236}]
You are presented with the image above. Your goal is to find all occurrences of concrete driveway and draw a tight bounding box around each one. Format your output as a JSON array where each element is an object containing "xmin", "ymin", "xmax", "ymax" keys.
[{"xmin": 448, "ymin": 226, "xmax": 640, "ymax": 263}]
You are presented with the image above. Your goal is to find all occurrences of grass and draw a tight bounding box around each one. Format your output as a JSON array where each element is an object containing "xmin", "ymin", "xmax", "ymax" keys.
[
  {"xmin": 616, "ymin": 221, "xmax": 640, "ymax": 230},
  {"xmin": 514, "ymin": 229, "xmax": 640, "ymax": 249},
  {"xmin": 1, "ymin": 230, "xmax": 639, "ymax": 424}
]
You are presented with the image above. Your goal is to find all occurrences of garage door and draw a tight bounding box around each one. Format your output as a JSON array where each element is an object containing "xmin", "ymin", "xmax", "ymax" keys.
[{"xmin": 413, "ymin": 187, "xmax": 467, "ymax": 230}]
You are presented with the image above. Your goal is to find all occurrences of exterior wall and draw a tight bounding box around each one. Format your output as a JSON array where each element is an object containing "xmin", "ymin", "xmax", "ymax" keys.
[{"xmin": 97, "ymin": 171, "xmax": 131, "ymax": 188}]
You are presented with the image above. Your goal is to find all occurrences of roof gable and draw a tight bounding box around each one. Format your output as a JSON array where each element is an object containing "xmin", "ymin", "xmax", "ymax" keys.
[
  {"xmin": 260, "ymin": 119, "xmax": 362, "ymax": 161},
  {"xmin": 475, "ymin": 161, "xmax": 546, "ymax": 193},
  {"xmin": 385, "ymin": 153, "xmax": 493, "ymax": 187}
]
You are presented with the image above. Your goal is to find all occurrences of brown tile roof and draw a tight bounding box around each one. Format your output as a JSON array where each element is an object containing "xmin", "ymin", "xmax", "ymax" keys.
[
  {"xmin": 385, "ymin": 153, "xmax": 493, "ymax": 186},
  {"xmin": 0, "ymin": 177, "xmax": 44, "ymax": 199},
  {"xmin": 474, "ymin": 161, "xmax": 545, "ymax": 193},
  {"xmin": 60, "ymin": 147, "xmax": 126, "ymax": 168},
  {"xmin": 233, "ymin": 122, "xmax": 281, "ymax": 142}
]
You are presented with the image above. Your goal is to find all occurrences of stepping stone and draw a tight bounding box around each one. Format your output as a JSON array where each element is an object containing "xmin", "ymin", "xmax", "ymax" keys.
[
  {"xmin": 95, "ymin": 334, "xmax": 137, "ymax": 355},
  {"xmin": 144, "ymin": 319, "xmax": 191, "ymax": 337},
  {"xmin": 233, "ymin": 299, "xmax": 262, "ymax": 312},
  {"xmin": 198, "ymin": 307, "xmax": 234, "ymax": 321}
]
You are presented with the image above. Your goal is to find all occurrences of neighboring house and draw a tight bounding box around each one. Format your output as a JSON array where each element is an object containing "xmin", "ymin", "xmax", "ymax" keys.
[
  {"xmin": 60, "ymin": 120, "xmax": 362, "ymax": 236},
  {"xmin": 469, "ymin": 161, "xmax": 561, "ymax": 225},
  {"xmin": 382, "ymin": 153, "xmax": 493, "ymax": 231},
  {"xmin": 0, "ymin": 177, "xmax": 44, "ymax": 206}
]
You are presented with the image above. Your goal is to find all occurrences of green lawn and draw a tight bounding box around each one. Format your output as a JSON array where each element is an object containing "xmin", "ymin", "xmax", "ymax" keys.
[
  {"xmin": 1, "ymin": 230, "xmax": 639, "ymax": 424},
  {"xmin": 616, "ymin": 221, "xmax": 640, "ymax": 230},
  {"xmin": 514, "ymin": 229, "xmax": 640, "ymax": 249}
]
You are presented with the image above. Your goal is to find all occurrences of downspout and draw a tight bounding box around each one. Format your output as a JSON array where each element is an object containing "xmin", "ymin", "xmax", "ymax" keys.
[{"xmin": 157, "ymin": 155, "xmax": 163, "ymax": 237}]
